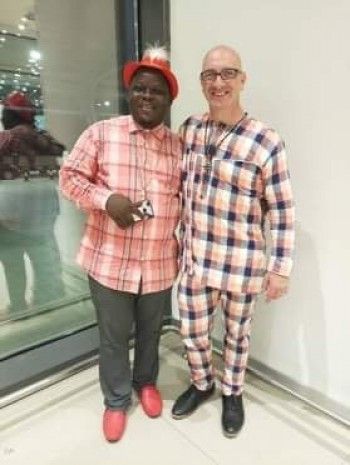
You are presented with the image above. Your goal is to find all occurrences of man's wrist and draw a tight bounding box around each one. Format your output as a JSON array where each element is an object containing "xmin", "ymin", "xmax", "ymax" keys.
[
  {"xmin": 94, "ymin": 189, "xmax": 114, "ymax": 211},
  {"xmin": 267, "ymin": 258, "xmax": 292, "ymax": 278}
]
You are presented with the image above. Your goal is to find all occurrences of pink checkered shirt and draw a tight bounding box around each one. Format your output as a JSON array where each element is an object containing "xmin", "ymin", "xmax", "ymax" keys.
[{"xmin": 59, "ymin": 115, "xmax": 181, "ymax": 294}]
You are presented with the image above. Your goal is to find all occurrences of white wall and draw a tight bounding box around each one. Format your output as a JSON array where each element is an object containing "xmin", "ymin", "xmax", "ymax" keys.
[{"xmin": 171, "ymin": 0, "xmax": 350, "ymax": 413}]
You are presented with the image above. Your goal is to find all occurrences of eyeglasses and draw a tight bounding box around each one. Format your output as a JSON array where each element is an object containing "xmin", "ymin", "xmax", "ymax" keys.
[{"xmin": 200, "ymin": 68, "xmax": 242, "ymax": 82}]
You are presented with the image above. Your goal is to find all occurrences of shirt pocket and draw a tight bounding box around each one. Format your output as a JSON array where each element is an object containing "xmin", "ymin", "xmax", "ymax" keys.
[{"xmin": 212, "ymin": 158, "xmax": 259, "ymax": 196}]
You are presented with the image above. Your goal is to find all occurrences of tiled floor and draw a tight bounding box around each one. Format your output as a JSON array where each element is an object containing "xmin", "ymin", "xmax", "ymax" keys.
[{"xmin": 0, "ymin": 331, "xmax": 349, "ymax": 465}]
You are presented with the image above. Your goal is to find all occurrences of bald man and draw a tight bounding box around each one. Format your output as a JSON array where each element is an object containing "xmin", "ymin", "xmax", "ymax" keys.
[{"xmin": 172, "ymin": 45, "xmax": 295, "ymax": 437}]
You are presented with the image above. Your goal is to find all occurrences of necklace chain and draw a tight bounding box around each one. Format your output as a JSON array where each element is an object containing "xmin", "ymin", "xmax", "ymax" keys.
[
  {"xmin": 132, "ymin": 131, "xmax": 167, "ymax": 198},
  {"xmin": 199, "ymin": 113, "xmax": 247, "ymax": 199},
  {"xmin": 203, "ymin": 112, "xmax": 247, "ymax": 172}
]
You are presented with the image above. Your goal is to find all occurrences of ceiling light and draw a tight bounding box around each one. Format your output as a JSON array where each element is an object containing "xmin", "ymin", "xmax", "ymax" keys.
[{"xmin": 30, "ymin": 50, "xmax": 41, "ymax": 61}]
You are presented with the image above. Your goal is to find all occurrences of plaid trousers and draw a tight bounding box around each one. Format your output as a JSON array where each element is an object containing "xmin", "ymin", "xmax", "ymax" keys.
[{"xmin": 178, "ymin": 272, "xmax": 257, "ymax": 395}]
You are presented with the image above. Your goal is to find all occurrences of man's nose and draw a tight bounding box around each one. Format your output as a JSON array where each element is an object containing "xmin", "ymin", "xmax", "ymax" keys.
[
  {"xmin": 212, "ymin": 74, "xmax": 224, "ymax": 84},
  {"xmin": 141, "ymin": 88, "xmax": 152, "ymax": 97}
]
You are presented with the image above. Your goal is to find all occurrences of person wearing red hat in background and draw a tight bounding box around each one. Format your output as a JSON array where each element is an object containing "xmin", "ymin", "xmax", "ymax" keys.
[
  {"xmin": 60, "ymin": 46, "xmax": 181, "ymax": 442},
  {"xmin": 0, "ymin": 91, "xmax": 66, "ymax": 315},
  {"xmin": 0, "ymin": 91, "xmax": 65, "ymax": 166}
]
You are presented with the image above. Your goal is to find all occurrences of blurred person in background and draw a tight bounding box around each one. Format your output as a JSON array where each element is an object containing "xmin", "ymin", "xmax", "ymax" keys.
[
  {"xmin": 0, "ymin": 90, "xmax": 64, "ymax": 169},
  {"xmin": 0, "ymin": 91, "xmax": 65, "ymax": 316}
]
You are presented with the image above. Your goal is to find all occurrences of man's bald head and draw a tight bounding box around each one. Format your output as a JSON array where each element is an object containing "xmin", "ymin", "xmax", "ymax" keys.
[{"xmin": 202, "ymin": 45, "xmax": 243, "ymax": 71}]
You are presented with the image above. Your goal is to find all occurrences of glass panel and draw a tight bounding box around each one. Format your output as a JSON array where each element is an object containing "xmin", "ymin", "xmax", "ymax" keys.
[{"xmin": 0, "ymin": 0, "xmax": 119, "ymax": 359}]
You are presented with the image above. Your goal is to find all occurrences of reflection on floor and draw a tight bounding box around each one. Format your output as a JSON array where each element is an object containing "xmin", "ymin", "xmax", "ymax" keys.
[
  {"xmin": 0, "ymin": 177, "xmax": 87, "ymax": 326},
  {"xmin": 0, "ymin": 265, "xmax": 93, "ymax": 360},
  {"xmin": 0, "ymin": 332, "xmax": 349, "ymax": 465},
  {"xmin": 0, "ymin": 264, "xmax": 89, "ymax": 321},
  {"xmin": 0, "ymin": 297, "xmax": 96, "ymax": 361}
]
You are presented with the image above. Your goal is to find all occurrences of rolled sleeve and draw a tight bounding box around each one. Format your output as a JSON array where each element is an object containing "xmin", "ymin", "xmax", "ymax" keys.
[{"xmin": 59, "ymin": 123, "xmax": 112, "ymax": 211}]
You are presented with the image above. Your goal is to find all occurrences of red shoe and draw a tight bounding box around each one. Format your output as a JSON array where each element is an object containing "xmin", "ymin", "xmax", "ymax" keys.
[
  {"xmin": 102, "ymin": 409, "xmax": 127, "ymax": 442},
  {"xmin": 138, "ymin": 385, "xmax": 163, "ymax": 418}
]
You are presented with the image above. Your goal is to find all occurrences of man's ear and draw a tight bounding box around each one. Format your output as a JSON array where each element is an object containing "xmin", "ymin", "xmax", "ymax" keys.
[{"xmin": 240, "ymin": 72, "xmax": 247, "ymax": 88}]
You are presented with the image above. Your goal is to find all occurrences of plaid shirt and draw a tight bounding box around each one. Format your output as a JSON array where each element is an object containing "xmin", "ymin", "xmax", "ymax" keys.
[
  {"xmin": 180, "ymin": 113, "xmax": 295, "ymax": 294},
  {"xmin": 59, "ymin": 115, "xmax": 181, "ymax": 294},
  {"xmin": 0, "ymin": 131, "xmax": 13, "ymax": 156}
]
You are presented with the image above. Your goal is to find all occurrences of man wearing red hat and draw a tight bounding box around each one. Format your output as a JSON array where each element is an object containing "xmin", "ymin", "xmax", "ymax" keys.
[
  {"xmin": 60, "ymin": 46, "xmax": 181, "ymax": 442},
  {"xmin": 0, "ymin": 91, "xmax": 65, "ymax": 315},
  {"xmin": 0, "ymin": 91, "xmax": 64, "ymax": 163}
]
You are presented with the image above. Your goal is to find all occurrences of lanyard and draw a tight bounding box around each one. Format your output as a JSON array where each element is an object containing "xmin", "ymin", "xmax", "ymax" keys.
[
  {"xmin": 199, "ymin": 113, "xmax": 247, "ymax": 198},
  {"xmin": 131, "ymin": 131, "xmax": 169, "ymax": 198},
  {"xmin": 203, "ymin": 112, "xmax": 247, "ymax": 173}
]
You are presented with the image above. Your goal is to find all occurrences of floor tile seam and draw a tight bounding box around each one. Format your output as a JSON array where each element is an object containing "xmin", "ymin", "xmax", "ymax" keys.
[
  {"xmin": 0, "ymin": 378, "xmax": 99, "ymax": 433},
  {"xmin": 160, "ymin": 414, "xmax": 221, "ymax": 465},
  {"xmin": 243, "ymin": 385, "xmax": 350, "ymax": 447},
  {"xmin": 165, "ymin": 349, "xmax": 350, "ymax": 458}
]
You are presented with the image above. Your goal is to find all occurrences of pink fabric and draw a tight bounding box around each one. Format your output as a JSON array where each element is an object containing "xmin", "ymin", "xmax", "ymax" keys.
[{"xmin": 59, "ymin": 115, "xmax": 181, "ymax": 294}]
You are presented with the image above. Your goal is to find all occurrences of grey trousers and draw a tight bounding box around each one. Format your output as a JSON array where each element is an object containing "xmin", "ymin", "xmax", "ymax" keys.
[{"xmin": 89, "ymin": 276, "xmax": 171, "ymax": 411}]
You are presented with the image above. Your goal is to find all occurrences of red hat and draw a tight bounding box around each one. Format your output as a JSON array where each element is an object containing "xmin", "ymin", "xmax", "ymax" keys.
[
  {"xmin": 123, "ymin": 46, "xmax": 178, "ymax": 99},
  {"xmin": 3, "ymin": 91, "xmax": 35, "ymax": 123}
]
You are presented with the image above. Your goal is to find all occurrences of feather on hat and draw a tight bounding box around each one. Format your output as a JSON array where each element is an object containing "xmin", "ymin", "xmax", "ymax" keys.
[{"xmin": 123, "ymin": 46, "xmax": 178, "ymax": 99}]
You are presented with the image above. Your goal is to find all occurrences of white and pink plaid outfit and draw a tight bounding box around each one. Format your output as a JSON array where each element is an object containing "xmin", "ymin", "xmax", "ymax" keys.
[{"xmin": 178, "ymin": 114, "xmax": 295, "ymax": 394}]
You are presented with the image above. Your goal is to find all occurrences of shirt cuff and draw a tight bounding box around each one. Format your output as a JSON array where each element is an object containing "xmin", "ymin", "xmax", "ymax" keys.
[
  {"xmin": 92, "ymin": 188, "xmax": 114, "ymax": 211},
  {"xmin": 267, "ymin": 257, "xmax": 293, "ymax": 277}
]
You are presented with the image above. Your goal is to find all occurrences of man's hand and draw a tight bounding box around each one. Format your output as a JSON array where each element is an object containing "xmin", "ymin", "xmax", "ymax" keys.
[
  {"xmin": 263, "ymin": 272, "xmax": 289, "ymax": 302},
  {"xmin": 106, "ymin": 193, "xmax": 142, "ymax": 229}
]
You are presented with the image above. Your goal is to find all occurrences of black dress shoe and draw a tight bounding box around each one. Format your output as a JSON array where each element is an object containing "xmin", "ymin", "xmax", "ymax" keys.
[
  {"xmin": 221, "ymin": 394, "xmax": 244, "ymax": 437},
  {"xmin": 172, "ymin": 384, "xmax": 215, "ymax": 419}
]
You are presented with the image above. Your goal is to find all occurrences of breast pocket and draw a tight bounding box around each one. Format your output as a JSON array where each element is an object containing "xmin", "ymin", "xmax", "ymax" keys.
[{"xmin": 213, "ymin": 159, "xmax": 259, "ymax": 196}]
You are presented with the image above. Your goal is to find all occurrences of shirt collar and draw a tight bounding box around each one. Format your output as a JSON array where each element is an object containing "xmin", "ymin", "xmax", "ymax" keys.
[{"xmin": 128, "ymin": 115, "xmax": 166, "ymax": 141}]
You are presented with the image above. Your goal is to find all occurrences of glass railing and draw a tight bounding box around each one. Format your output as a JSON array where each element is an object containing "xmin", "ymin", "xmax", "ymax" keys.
[{"xmin": 0, "ymin": 0, "xmax": 119, "ymax": 360}]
